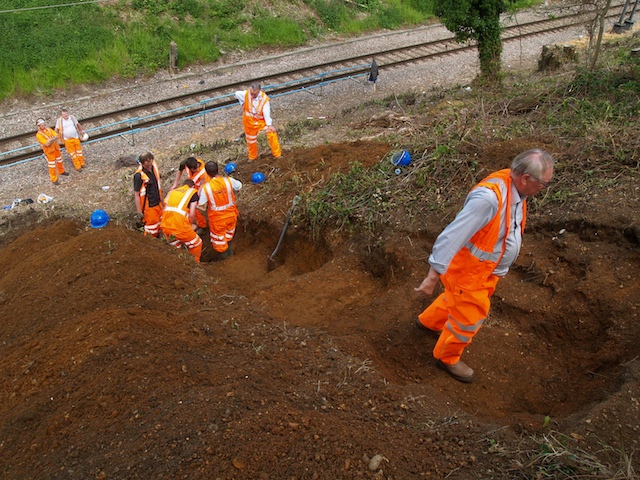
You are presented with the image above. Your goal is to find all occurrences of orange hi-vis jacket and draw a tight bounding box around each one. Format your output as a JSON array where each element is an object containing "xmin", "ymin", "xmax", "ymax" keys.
[
  {"xmin": 187, "ymin": 158, "xmax": 209, "ymax": 189},
  {"xmin": 136, "ymin": 161, "xmax": 163, "ymax": 207},
  {"xmin": 444, "ymin": 169, "xmax": 527, "ymax": 290},
  {"xmin": 243, "ymin": 90, "xmax": 269, "ymax": 126},
  {"xmin": 161, "ymin": 184, "xmax": 202, "ymax": 262},
  {"xmin": 163, "ymin": 185, "xmax": 196, "ymax": 224},
  {"xmin": 202, "ymin": 177, "xmax": 238, "ymax": 214},
  {"xmin": 36, "ymin": 127, "xmax": 61, "ymax": 158}
]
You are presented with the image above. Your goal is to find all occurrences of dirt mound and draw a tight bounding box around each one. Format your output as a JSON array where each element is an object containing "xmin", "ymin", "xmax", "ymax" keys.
[{"xmin": 1, "ymin": 140, "xmax": 639, "ymax": 479}]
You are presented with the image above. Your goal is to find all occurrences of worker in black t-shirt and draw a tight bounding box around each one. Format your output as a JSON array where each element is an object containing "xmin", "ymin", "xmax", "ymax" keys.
[{"xmin": 133, "ymin": 152, "xmax": 163, "ymax": 237}]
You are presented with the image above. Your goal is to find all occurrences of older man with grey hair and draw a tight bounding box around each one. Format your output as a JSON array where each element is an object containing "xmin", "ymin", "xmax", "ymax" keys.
[{"xmin": 414, "ymin": 148, "xmax": 555, "ymax": 383}]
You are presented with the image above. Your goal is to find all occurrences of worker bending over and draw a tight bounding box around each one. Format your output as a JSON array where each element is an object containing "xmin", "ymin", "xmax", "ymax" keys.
[{"xmin": 160, "ymin": 179, "xmax": 203, "ymax": 262}]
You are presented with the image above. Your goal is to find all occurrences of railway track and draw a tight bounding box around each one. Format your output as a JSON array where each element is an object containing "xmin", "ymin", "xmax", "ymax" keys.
[{"xmin": 0, "ymin": 3, "xmax": 627, "ymax": 167}]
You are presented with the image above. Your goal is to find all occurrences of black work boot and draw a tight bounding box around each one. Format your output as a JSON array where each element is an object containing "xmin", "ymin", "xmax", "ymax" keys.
[{"xmin": 219, "ymin": 248, "xmax": 233, "ymax": 260}]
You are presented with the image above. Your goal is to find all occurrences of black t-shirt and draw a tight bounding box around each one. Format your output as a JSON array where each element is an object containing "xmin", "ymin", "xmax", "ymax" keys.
[{"xmin": 133, "ymin": 168, "xmax": 161, "ymax": 208}]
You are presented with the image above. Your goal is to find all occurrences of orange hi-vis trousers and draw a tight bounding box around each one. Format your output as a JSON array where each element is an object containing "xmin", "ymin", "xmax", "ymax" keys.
[
  {"xmin": 195, "ymin": 209, "xmax": 208, "ymax": 229},
  {"xmin": 418, "ymin": 274, "xmax": 499, "ymax": 365},
  {"xmin": 64, "ymin": 138, "xmax": 85, "ymax": 170},
  {"xmin": 161, "ymin": 217, "xmax": 202, "ymax": 262},
  {"xmin": 242, "ymin": 116, "xmax": 281, "ymax": 160},
  {"xmin": 208, "ymin": 210, "xmax": 237, "ymax": 253},
  {"xmin": 142, "ymin": 204, "xmax": 163, "ymax": 237},
  {"xmin": 44, "ymin": 146, "xmax": 65, "ymax": 183}
]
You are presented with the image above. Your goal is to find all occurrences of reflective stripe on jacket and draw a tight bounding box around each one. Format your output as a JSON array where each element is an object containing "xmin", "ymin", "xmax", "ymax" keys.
[
  {"xmin": 445, "ymin": 169, "xmax": 527, "ymax": 289},
  {"xmin": 243, "ymin": 90, "xmax": 269, "ymax": 121},
  {"xmin": 188, "ymin": 158, "xmax": 208, "ymax": 188},
  {"xmin": 36, "ymin": 127, "xmax": 59, "ymax": 156},
  {"xmin": 164, "ymin": 185, "xmax": 196, "ymax": 217},
  {"xmin": 135, "ymin": 161, "xmax": 162, "ymax": 199},
  {"xmin": 202, "ymin": 177, "xmax": 236, "ymax": 212}
]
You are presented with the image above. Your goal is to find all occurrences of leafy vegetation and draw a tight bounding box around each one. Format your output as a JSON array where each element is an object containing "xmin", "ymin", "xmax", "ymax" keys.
[
  {"xmin": 0, "ymin": 0, "xmax": 435, "ymax": 100},
  {"xmin": 298, "ymin": 31, "xmax": 640, "ymax": 237},
  {"xmin": 432, "ymin": 0, "xmax": 548, "ymax": 81},
  {"xmin": 305, "ymin": 161, "xmax": 396, "ymax": 237},
  {"xmin": 433, "ymin": 0, "xmax": 508, "ymax": 81}
]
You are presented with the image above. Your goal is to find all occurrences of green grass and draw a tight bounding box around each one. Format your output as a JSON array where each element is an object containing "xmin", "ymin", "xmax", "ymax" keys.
[
  {"xmin": 0, "ymin": 0, "xmax": 442, "ymax": 100},
  {"xmin": 0, "ymin": 0, "xmax": 549, "ymax": 100}
]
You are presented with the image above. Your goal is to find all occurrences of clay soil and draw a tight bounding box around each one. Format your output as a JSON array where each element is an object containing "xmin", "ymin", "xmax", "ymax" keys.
[{"xmin": 1, "ymin": 129, "xmax": 640, "ymax": 478}]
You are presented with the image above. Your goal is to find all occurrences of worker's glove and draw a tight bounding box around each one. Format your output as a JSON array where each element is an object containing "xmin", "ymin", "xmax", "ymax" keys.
[{"xmin": 135, "ymin": 213, "xmax": 144, "ymax": 228}]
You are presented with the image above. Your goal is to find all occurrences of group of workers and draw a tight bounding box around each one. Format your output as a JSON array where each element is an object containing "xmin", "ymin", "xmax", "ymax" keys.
[
  {"xmin": 35, "ymin": 109, "xmax": 87, "ymax": 184},
  {"xmin": 34, "ymin": 83, "xmax": 280, "ymax": 262},
  {"xmin": 35, "ymin": 83, "xmax": 280, "ymax": 185},
  {"xmin": 34, "ymin": 79, "xmax": 558, "ymax": 384},
  {"xmin": 133, "ymin": 153, "xmax": 242, "ymax": 263}
]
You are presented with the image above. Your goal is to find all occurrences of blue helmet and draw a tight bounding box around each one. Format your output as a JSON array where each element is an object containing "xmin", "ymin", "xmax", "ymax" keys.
[
  {"xmin": 391, "ymin": 149, "xmax": 412, "ymax": 167},
  {"xmin": 225, "ymin": 162, "xmax": 237, "ymax": 174},
  {"xmin": 251, "ymin": 172, "xmax": 265, "ymax": 184},
  {"xmin": 90, "ymin": 209, "xmax": 110, "ymax": 228}
]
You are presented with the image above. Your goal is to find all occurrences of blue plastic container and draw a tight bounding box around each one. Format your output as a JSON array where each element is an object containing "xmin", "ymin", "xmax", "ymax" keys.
[
  {"xmin": 251, "ymin": 172, "xmax": 265, "ymax": 184},
  {"xmin": 390, "ymin": 150, "xmax": 411, "ymax": 167}
]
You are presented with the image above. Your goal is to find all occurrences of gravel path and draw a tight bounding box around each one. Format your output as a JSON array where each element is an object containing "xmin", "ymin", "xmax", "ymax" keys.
[{"xmin": 0, "ymin": 2, "xmax": 601, "ymax": 216}]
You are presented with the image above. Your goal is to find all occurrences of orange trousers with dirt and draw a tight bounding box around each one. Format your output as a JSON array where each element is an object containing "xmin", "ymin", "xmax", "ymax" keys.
[
  {"xmin": 418, "ymin": 169, "xmax": 524, "ymax": 365},
  {"xmin": 208, "ymin": 210, "xmax": 238, "ymax": 253},
  {"xmin": 160, "ymin": 186, "xmax": 203, "ymax": 262},
  {"xmin": 418, "ymin": 274, "xmax": 499, "ymax": 365},
  {"xmin": 161, "ymin": 214, "xmax": 202, "ymax": 262},
  {"xmin": 142, "ymin": 205, "xmax": 163, "ymax": 237},
  {"xmin": 242, "ymin": 116, "xmax": 281, "ymax": 161}
]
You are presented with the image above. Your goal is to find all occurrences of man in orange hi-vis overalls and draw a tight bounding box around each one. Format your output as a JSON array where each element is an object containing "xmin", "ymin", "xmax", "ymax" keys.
[
  {"xmin": 55, "ymin": 108, "xmax": 86, "ymax": 171},
  {"xmin": 160, "ymin": 180, "xmax": 202, "ymax": 262},
  {"xmin": 414, "ymin": 149, "xmax": 555, "ymax": 383},
  {"xmin": 198, "ymin": 161, "xmax": 242, "ymax": 260},
  {"xmin": 172, "ymin": 157, "xmax": 209, "ymax": 229},
  {"xmin": 35, "ymin": 118, "xmax": 67, "ymax": 184},
  {"xmin": 234, "ymin": 83, "xmax": 281, "ymax": 161},
  {"xmin": 133, "ymin": 152, "xmax": 163, "ymax": 237}
]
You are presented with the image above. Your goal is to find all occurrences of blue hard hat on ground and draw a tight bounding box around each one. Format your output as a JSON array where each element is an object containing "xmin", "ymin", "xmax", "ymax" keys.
[
  {"xmin": 90, "ymin": 209, "xmax": 110, "ymax": 228},
  {"xmin": 225, "ymin": 162, "xmax": 237, "ymax": 174},
  {"xmin": 251, "ymin": 172, "xmax": 265, "ymax": 184},
  {"xmin": 391, "ymin": 149, "xmax": 412, "ymax": 167}
]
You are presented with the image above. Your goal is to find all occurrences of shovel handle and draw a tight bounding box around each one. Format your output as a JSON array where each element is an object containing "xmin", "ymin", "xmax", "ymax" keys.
[{"xmin": 268, "ymin": 196, "xmax": 301, "ymax": 260}]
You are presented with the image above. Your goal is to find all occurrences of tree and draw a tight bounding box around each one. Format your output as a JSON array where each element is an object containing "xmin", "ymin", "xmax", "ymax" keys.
[
  {"xmin": 433, "ymin": 0, "xmax": 508, "ymax": 82},
  {"xmin": 580, "ymin": 0, "xmax": 613, "ymax": 70}
]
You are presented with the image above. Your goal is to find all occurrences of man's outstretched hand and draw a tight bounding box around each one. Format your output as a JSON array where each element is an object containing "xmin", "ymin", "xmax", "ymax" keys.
[{"xmin": 414, "ymin": 267, "xmax": 441, "ymax": 296}]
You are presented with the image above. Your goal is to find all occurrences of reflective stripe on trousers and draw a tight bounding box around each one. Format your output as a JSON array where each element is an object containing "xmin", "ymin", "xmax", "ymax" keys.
[{"xmin": 418, "ymin": 274, "xmax": 499, "ymax": 364}]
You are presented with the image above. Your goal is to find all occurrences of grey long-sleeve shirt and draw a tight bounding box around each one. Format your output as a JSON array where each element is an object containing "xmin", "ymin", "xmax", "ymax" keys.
[{"xmin": 428, "ymin": 183, "xmax": 525, "ymax": 277}]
